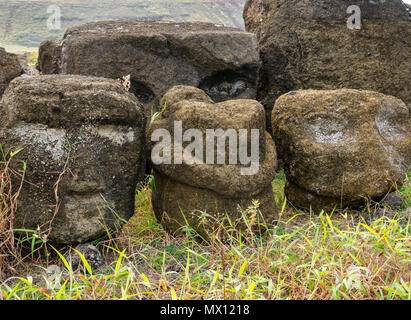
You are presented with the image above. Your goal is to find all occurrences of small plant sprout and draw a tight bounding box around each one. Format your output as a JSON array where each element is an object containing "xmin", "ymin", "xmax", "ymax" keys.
[{"xmin": 151, "ymin": 101, "xmax": 167, "ymax": 124}]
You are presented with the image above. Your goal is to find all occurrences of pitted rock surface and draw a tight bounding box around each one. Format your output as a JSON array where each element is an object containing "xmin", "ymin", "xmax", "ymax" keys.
[
  {"xmin": 0, "ymin": 75, "xmax": 146, "ymax": 244},
  {"xmin": 148, "ymin": 86, "xmax": 278, "ymax": 236},
  {"xmin": 244, "ymin": 0, "xmax": 411, "ymax": 132},
  {"xmin": 38, "ymin": 20, "xmax": 261, "ymax": 116},
  {"xmin": 271, "ymin": 89, "xmax": 411, "ymax": 212}
]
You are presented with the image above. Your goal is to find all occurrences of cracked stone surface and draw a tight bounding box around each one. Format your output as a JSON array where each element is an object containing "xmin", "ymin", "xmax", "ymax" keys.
[
  {"xmin": 271, "ymin": 89, "xmax": 411, "ymax": 212},
  {"xmin": 38, "ymin": 20, "xmax": 261, "ymax": 118},
  {"xmin": 244, "ymin": 0, "xmax": 411, "ymax": 132},
  {"xmin": 0, "ymin": 75, "xmax": 146, "ymax": 244}
]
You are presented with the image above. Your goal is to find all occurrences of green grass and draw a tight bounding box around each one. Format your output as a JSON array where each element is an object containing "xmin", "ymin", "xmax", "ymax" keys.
[
  {"xmin": 398, "ymin": 170, "xmax": 411, "ymax": 208},
  {"xmin": 1, "ymin": 171, "xmax": 410, "ymax": 300}
]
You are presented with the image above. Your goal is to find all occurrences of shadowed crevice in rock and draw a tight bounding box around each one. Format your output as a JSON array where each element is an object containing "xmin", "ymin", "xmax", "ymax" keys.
[
  {"xmin": 198, "ymin": 67, "xmax": 258, "ymax": 103},
  {"xmin": 129, "ymin": 78, "xmax": 156, "ymax": 105}
]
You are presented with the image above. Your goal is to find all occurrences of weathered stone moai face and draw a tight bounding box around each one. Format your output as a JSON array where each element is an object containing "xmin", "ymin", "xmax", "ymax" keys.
[
  {"xmin": 0, "ymin": 75, "xmax": 146, "ymax": 244},
  {"xmin": 271, "ymin": 89, "xmax": 411, "ymax": 212},
  {"xmin": 146, "ymin": 86, "xmax": 278, "ymax": 238},
  {"xmin": 244, "ymin": 0, "xmax": 411, "ymax": 133}
]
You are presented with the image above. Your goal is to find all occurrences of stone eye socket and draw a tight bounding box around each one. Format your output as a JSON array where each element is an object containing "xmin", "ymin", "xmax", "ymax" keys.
[
  {"xmin": 51, "ymin": 106, "xmax": 61, "ymax": 113},
  {"xmin": 199, "ymin": 70, "xmax": 255, "ymax": 102},
  {"xmin": 129, "ymin": 79, "xmax": 155, "ymax": 104}
]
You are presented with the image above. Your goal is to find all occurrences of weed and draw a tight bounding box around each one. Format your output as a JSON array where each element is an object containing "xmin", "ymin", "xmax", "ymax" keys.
[{"xmin": 1, "ymin": 171, "xmax": 410, "ymax": 300}]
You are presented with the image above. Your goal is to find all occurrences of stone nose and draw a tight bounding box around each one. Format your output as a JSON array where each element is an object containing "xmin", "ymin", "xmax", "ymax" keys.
[{"xmin": 65, "ymin": 167, "xmax": 105, "ymax": 195}]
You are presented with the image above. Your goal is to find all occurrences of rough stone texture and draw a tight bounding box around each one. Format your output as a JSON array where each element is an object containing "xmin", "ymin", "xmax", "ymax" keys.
[
  {"xmin": 0, "ymin": 75, "xmax": 146, "ymax": 244},
  {"xmin": 271, "ymin": 89, "xmax": 411, "ymax": 212},
  {"xmin": 38, "ymin": 40, "xmax": 62, "ymax": 75},
  {"xmin": 38, "ymin": 20, "xmax": 261, "ymax": 116},
  {"xmin": 382, "ymin": 193, "xmax": 406, "ymax": 209},
  {"xmin": 0, "ymin": 47, "xmax": 23, "ymax": 97},
  {"xmin": 148, "ymin": 86, "xmax": 278, "ymax": 236},
  {"xmin": 152, "ymin": 171, "xmax": 276, "ymax": 238},
  {"xmin": 244, "ymin": 0, "xmax": 411, "ymax": 132}
]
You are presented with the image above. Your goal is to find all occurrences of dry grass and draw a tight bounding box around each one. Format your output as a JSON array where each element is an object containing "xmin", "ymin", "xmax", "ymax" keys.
[
  {"xmin": 0, "ymin": 170, "xmax": 410, "ymax": 300},
  {"xmin": 0, "ymin": 145, "xmax": 27, "ymax": 276},
  {"xmin": 1, "ymin": 142, "xmax": 410, "ymax": 300}
]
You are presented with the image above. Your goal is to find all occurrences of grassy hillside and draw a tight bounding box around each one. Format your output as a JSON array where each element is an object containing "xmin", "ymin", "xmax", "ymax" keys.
[{"xmin": 0, "ymin": 0, "xmax": 246, "ymax": 52}]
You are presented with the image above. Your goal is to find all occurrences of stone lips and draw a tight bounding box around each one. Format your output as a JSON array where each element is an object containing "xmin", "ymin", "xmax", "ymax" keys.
[
  {"xmin": 0, "ymin": 75, "xmax": 146, "ymax": 244},
  {"xmin": 38, "ymin": 20, "xmax": 261, "ymax": 115},
  {"xmin": 152, "ymin": 170, "xmax": 276, "ymax": 238},
  {"xmin": 0, "ymin": 47, "xmax": 23, "ymax": 98},
  {"xmin": 148, "ymin": 86, "xmax": 278, "ymax": 235},
  {"xmin": 244, "ymin": 0, "xmax": 411, "ymax": 132},
  {"xmin": 271, "ymin": 89, "xmax": 411, "ymax": 212}
]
